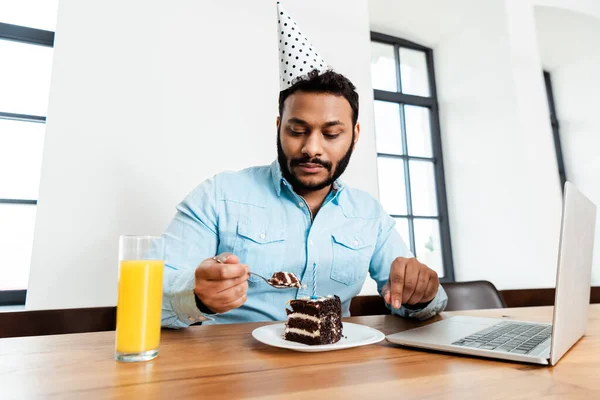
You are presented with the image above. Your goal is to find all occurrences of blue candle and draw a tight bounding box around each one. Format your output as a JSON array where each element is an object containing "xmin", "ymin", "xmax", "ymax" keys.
[{"xmin": 311, "ymin": 262, "xmax": 317, "ymax": 299}]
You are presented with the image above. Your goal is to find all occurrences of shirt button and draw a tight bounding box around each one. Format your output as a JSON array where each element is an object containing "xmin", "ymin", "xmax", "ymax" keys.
[
  {"xmin": 298, "ymin": 202, "xmax": 304, "ymax": 208},
  {"xmin": 309, "ymin": 240, "xmax": 313, "ymax": 246},
  {"xmin": 353, "ymin": 240, "xmax": 359, "ymax": 246},
  {"xmin": 260, "ymin": 233, "xmax": 266, "ymax": 240}
]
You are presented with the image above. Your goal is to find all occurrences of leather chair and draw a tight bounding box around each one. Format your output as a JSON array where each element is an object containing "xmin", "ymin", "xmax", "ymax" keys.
[
  {"xmin": 350, "ymin": 280, "xmax": 506, "ymax": 316},
  {"xmin": 0, "ymin": 307, "xmax": 116, "ymax": 339},
  {"xmin": 442, "ymin": 280, "xmax": 506, "ymax": 311}
]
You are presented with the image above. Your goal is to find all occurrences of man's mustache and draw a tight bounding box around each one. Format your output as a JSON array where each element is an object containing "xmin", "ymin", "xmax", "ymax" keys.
[{"xmin": 290, "ymin": 157, "xmax": 333, "ymax": 171}]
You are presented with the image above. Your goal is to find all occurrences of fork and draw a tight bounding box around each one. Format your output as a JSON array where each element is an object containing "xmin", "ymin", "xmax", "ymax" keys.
[{"xmin": 212, "ymin": 253, "xmax": 305, "ymax": 289}]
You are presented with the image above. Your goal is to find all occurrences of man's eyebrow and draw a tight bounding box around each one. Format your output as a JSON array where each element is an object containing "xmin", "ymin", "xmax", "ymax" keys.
[
  {"xmin": 286, "ymin": 119, "xmax": 345, "ymax": 128},
  {"xmin": 287, "ymin": 118, "xmax": 309, "ymax": 126},
  {"xmin": 322, "ymin": 120, "xmax": 345, "ymax": 128}
]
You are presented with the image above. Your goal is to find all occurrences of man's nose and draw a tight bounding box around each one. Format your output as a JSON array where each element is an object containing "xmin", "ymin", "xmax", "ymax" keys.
[{"xmin": 301, "ymin": 131, "xmax": 323, "ymax": 158}]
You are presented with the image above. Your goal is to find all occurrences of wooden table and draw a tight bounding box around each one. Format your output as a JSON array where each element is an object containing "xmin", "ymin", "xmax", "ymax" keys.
[{"xmin": 1, "ymin": 306, "xmax": 599, "ymax": 399}]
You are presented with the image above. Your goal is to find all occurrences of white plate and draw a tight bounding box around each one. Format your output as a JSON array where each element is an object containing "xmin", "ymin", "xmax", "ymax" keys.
[{"xmin": 252, "ymin": 322, "xmax": 385, "ymax": 352}]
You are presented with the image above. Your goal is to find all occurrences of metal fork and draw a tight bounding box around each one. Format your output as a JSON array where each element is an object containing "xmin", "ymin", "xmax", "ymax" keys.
[{"xmin": 212, "ymin": 253, "xmax": 305, "ymax": 289}]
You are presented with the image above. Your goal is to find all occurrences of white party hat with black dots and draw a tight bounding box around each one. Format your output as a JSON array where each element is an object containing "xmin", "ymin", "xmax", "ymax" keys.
[{"xmin": 277, "ymin": 2, "xmax": 329, "ymax": 91}]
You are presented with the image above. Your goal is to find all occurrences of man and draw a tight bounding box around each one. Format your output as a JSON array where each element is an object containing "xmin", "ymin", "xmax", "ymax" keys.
[{"xmin": 161, "ymin": 4, "xmax": 447, "ymax": 329}]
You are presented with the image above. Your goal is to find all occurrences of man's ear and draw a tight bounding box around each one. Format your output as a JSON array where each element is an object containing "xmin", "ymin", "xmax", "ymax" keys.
[
  {"xmin": 276, "ymin": 116, "xmax": 281, "ymax": 130},
  {"xmin": 353, "ymin": 122, "xmax": 361, "ymax": 149}
]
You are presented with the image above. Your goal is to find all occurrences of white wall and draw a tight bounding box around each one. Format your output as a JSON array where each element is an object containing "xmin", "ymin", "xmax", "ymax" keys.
[
  {"xmin": 27, "ymin": 0, "xmax": 378, "ymax": 309},
  {"xmin": 535, "ymin": 5, "xmax": 600, "ymax": 285},
  {"xmin": 534, "ymin": 0, "xmax": 600, "ymax": 20},
  {"xmin": 370, "ymin": 0, "xmax": 565, "ymax": 290},
  {"xmin": 26, "ymin": 0, "xmax": 600, "ymax": 309}
]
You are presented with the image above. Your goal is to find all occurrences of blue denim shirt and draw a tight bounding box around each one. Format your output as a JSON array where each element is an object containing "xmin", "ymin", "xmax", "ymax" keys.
[{"xmin": 161, "ymin": 161, "xmax": 447, "ymax": 328}]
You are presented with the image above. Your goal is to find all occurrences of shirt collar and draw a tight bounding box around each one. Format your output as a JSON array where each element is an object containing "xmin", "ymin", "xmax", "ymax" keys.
[
  {"xmin": 270, "ymin": 160, "xmax": 285, "ymax": 197},
  {"xmin": 270, "ymin": 160, "xmax": 345, "ymax": 200}
]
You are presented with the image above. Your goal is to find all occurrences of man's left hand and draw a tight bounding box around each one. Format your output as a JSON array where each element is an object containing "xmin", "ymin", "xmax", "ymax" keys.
[{"xmin": 382, "ymin": 257, "xmax": 439, "ymax": 309}]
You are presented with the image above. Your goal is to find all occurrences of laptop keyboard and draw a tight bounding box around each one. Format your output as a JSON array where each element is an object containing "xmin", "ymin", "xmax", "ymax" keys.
[{"xmin": 452, "ymin": 321, "xmax": 552, "ymax": 354}]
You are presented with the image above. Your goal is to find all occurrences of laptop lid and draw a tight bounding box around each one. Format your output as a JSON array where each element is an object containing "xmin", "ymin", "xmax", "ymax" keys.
[{"xmin": 550, "ymin": 182, "xmax": 597, "ymax": 365}]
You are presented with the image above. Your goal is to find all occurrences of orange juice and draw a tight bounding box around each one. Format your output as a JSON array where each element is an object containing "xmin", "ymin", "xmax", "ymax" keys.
[{"xmin": 115, "ymin": 260, "xmax": 164, "ymax": 354}]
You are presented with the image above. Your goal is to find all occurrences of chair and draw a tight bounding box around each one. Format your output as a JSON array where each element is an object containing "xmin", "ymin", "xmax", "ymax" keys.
[
  {"xmin": 0, "ymin": 307, "xmax": 116, "ymax": 339},
  {"xmin": 350, "ymin": 280, "xmax": 506, "ymax": 316},
  {"xmin": 442, "ymin": 280, "xmax": 506, "ymax": 311}
]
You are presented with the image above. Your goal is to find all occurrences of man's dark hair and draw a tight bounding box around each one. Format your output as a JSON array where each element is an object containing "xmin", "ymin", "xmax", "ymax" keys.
[{"xmin": 278, "ymin": 69, "xmax": 359, "ymax": 126}]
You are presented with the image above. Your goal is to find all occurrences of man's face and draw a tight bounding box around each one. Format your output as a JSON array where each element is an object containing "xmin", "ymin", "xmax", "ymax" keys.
[{"xmin": 277, "ymin": 91, "xmax": 359, "ymax": 193}]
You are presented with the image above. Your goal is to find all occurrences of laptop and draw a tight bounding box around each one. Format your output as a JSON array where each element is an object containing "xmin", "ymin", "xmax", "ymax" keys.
[{"xmin": 386, "ymin": 182, "xmax": 597, "ymax": 366}]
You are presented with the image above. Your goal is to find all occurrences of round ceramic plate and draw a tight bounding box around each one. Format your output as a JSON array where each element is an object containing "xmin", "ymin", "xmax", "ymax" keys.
[{"xmin": 251, "ymin": 322, "xmax": 385, "ymax": 352}]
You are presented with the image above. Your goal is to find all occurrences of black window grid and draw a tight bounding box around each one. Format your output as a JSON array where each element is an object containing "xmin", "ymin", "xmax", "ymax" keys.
[
  {"xmin": 371, "ymin": 32, "xmax": 455, "ymax": 282},
  {"xmin": 0, "ymin": 21, "xmax": 55, "ymax": 305},
  {"xmin": 543, "ymin": 71, "xmax": 567, "ymax": 192}
]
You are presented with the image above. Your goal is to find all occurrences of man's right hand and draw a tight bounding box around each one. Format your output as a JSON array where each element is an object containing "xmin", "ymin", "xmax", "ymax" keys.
[{"xmin": 194, "ymin": 252, "xmax": 249, "ymax": 314}]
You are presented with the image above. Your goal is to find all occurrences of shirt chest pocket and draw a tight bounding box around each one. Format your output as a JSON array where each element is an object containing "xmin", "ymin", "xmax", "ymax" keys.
[
  {"xmin": 233, "ymin": 220, "xmax": 286, "ymax": 283},
  {"xmin": 330, "ymin": 232, "xmax": 374, "ymax": 286}
]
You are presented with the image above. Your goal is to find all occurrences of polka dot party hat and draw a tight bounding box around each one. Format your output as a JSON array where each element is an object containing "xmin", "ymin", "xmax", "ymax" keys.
[{"xmin": 277, "ymin": 1, "xmax": 329, "ymax": 91}]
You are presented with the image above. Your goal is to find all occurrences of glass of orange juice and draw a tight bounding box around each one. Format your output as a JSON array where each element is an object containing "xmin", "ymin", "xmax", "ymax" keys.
[{"xmin": 115, "ymin": 235, "xmax": 165, "ymax": 362}]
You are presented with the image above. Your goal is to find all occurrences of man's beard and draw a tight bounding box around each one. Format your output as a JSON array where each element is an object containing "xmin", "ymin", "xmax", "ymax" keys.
[{"xmin": 277, "ymin": 130, "xmax": 355, "ymax": 192}]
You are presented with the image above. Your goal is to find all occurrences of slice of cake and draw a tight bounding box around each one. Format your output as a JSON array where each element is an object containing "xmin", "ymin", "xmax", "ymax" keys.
[
  {"xmin": 268, "ymin": 272, "xmax": 302, "ymax": 288},
  {"xmin": 284, "ymin": 295, "xmax": 343, "ymax": 345}
]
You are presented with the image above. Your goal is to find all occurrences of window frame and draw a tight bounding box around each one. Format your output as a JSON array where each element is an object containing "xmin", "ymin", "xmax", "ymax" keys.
[
  {"xmin": 543, "ymin": 71, "xmax": 567, "ymax": 192},
  {"xmin": 371, "ymin": 32, "xmax": 455, "ymax": 282},
  {"xmin": 0, "ymin": 22, "xmax": 54, "ymax": 306}
]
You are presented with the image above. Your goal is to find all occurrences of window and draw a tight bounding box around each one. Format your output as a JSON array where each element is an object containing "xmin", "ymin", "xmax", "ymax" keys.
[
  {"xmin": 370, "ymin": 32, "xmax": 454, "ymax": 281},
  {"xmin": 543, "ymin": 71, "xmax": 567, "ymax": 192},
  {"xmin": 0, "ymin": 3, "xmax": 58, "ymax": 306}
]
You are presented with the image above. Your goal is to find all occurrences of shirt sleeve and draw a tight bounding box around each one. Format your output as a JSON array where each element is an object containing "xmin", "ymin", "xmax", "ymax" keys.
[
  {"xmin": 161, "ymin": 176, "xmax": 219, "ymax": 329},
  {"xmin": 369, "ymin": 209, "xmax": 447, "ymax": 320}
]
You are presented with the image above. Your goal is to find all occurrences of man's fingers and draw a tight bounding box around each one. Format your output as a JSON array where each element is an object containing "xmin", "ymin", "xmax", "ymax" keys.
[
  {"xmin": 211, "ymin": 252, "xmax": 239, "ymax": 264},
  {"xmin": 382, "ymin": 283, "xmax": 391, "ymax": 304},
  {"xmin": 390, "ymin": 258, "xmax": 407, "ymax": 309},
  {"xmin": 223, "ymin": 292, "xmax": 248, "ymax": 309},
  {"xmin": 401, "ymin": 261, "xmax": 420, "ymax": 304},
  {"xmin": 422, "ymin": 274, "xmax": 439, "ymax": 303},
  {"xmin": 406, "ymin": 272, "xmax": 429, "ymax": 305},
  {"xmin": 215, "ymin": 274, "xmax": 249, "ymax": 293},
  {"xmin": 201, "ymin": 262, "xmax": 249, "ymax": 280},
  {"xmin": 219, "ymin": 252, "xmax": 239, "ymax": 264},
  {"xmin": 211, "ymin": 293, "xmax": 248, "ymax": 314},
  {"xmin": 194, "ymin": 252, "xmax": 250, "ymax": 314},
  {"xmin": 211, "ymin": 280, "xmax": 248, "ymax": 306},
  {"xmin": 386, "ymin": 257, "xmax": 440, "ymax": 309}
]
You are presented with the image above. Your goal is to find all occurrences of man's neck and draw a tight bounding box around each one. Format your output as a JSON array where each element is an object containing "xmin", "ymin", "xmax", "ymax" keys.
[{"xmin": 295, "ymin": 185, "xmax": 332, "ymax": 218}]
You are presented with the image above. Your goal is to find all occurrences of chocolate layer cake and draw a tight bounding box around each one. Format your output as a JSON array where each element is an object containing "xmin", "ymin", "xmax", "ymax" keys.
[
  {"xmin": 284, "ymin": 295, "xmax": 343, "ymax": 345},
  {"xmin": 268, "ymin": 272, "xmax": 302, "ymax": 288}
]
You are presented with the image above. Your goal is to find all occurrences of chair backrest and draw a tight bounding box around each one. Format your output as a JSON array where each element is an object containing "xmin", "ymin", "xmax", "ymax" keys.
[
  {"xmin": 349, "ymin": 280, "xmax": 507, "ymax": 316},
  {"xmin": 442, "ymin": 280, "xmax": 506, "ymax": 311},
  {"xmin": 349, "ymin": 295, "xmax": 389, "ymax": 316},
  {"xmin": 0, "ymin": 307, "xmax": 116, "ymax": 339}
]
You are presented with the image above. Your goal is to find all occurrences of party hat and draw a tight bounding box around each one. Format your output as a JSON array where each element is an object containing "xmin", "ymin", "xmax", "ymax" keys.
[{"xmin": 277, "ymin": 2, "xmax": 329, "ymax": 90}]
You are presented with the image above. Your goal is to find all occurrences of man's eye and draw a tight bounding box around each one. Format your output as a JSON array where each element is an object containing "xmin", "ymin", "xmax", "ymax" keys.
[
  {"xmin": 290, "ymin": 129, "xmax": 306, "ymax": 135},
  {"xmin": 324, "ymin": 133, "xmax": 341, "ymax": 139}
]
